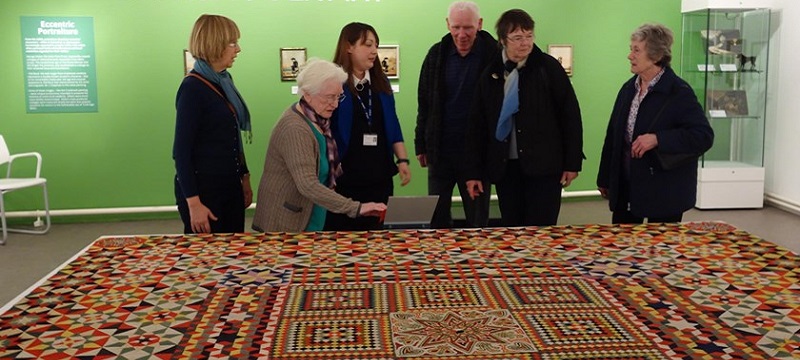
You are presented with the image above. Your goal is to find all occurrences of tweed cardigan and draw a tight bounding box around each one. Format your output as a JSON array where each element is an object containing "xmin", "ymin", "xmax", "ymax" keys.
[{"xmin": 252, "ymin": 105, "xmax": 360, "ymax": 232}]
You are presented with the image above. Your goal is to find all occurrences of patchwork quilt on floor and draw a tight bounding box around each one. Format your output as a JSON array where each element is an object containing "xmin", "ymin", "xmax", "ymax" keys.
[{"xmin": 1, "ymin": 222, "xmax": 799, "ymax": 359}]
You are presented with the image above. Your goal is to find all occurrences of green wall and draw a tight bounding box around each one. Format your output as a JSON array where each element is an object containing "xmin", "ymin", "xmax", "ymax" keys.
[{"xmin": 0, "ymin": 0, "xmax": 681, "ymax": 217}]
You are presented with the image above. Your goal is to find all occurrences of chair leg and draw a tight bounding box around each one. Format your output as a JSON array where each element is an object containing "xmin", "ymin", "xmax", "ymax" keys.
[
  {"xmin": 40, "ymin": 183, "xmax": 51, "ymax": 234},
  {"xmin": 1, "ymin": 193, "xmax": 7, "ymax": 245},
  {"xmin": 2, "ymin": 182, "xmax": 51, "ymax": 238}
]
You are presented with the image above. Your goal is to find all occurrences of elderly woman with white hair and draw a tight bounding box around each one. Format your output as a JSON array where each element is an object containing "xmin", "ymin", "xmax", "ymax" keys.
[{"xmin": 252, "ymin": 58, "xmax": 386, "ymax": 232}]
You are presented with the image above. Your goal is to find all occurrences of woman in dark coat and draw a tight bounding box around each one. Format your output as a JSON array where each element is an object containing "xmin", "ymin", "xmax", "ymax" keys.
[
  {"xmin": 597, "ymin": 23, "xmax": 714, "ymax": 224},
  {"xmin": 465, "ymin": 9, "xmax": 584, "ymax": 227}
]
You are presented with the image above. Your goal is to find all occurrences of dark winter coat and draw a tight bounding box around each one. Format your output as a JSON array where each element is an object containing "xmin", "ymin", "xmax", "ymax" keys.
[
  {"xmin": 596, "ymin": 66, "xmax": 714, "ymax": 217},
  {"xmin": 415, "ymin": 30, "xmax": 498, "ymax": 165},
  {"xmin": 464, "ymin": 44, "xmax": 584, "ymax": 183}
]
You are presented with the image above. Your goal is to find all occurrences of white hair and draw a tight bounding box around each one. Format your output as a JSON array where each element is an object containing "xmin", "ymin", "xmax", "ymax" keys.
[
  {"xmin": 296, "ymin": 58, "xmax": 347, "ymax": 97},
  {"xmin": 448, "ymin": 1, "xmax": 480, "ymax": 20}
]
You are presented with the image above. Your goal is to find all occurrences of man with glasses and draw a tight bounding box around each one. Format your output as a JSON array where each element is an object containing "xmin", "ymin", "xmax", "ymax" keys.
[
  {"xmin": 464, "ymin": 9, "xmax": 584, "ymax": 227},
  {"xmin": 415, "ymin": 1, "xmax": 497, "ymax": 229}
]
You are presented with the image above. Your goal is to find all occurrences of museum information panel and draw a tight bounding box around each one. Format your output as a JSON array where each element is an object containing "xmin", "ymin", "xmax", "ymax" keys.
[{"xmin": 20, "ymin": 16, "xmax": 98, "ymax": 113}]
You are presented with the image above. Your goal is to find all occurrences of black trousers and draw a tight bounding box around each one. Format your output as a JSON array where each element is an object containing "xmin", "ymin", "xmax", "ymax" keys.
[
  {"xmin": 494, "ymin": 160, "xmax": 562, "ymax": 227},
  {"xmin": 324, "ymin": 177, "xmax": 393, "ymax": 231},
  {"xmin": 611, "ymin": 178, "xmax": 683, "ymax": 224},
  {"xmin": 175, "ymin": 174, "xmax": 245, "ymax": 234},
  {"xmin": 427, "ymin": 156, "xmax": 490, "ymax": 229}
]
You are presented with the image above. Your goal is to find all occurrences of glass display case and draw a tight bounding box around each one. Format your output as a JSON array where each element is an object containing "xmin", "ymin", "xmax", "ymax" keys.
[{"xmin": 680, "ymin": 7, "xmax": 770, "ymax": 209}]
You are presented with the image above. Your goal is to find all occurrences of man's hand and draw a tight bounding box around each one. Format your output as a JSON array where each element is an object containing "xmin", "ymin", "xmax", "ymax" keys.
[{"xmin": 416, "ymin": 154, "xmax": 427, "ymax": 168}]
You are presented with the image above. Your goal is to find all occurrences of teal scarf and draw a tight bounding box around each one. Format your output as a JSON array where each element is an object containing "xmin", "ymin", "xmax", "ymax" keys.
[{"xmin": 193, "ymin": 59, "xmax": 252, "ymax": 144}]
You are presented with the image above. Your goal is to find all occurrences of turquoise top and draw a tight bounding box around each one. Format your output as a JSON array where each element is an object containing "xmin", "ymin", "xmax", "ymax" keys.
[{"xmin": 304, "ymin": 120, "xmax": 330, "ymax": 231}]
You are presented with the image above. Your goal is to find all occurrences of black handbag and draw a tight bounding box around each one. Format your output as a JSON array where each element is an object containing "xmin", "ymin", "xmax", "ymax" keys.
[
  {"xmin": 646, "ymin": 93, "xmax": 700, "ymax": 170},
  {"xmin": 654, "ymin": 151, "xmax": 698, "ymax": 170}
]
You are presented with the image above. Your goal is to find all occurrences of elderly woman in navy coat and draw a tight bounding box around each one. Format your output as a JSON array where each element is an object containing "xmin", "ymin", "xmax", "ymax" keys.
[{"xmin": 597, "ymin": 23, "xmax": 713, "ymax": 224}]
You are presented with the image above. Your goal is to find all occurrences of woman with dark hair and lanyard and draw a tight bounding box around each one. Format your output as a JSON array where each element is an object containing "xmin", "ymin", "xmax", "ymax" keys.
[
  {"xmin": 173, "ymin": 14, "xmax": 253, "ymax": 234},
  {"xmin": 325, "ymin": 22, "xmax": 411, "ymax": 231}
]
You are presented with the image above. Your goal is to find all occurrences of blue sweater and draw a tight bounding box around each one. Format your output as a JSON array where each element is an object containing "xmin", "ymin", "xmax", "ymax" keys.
[{"xmin": 173, "ymin": 72, "xmax": 248, "ymax": 198}]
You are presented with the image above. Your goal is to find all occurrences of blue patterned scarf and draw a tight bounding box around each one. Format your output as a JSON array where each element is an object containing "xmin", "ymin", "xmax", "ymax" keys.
[
  {"xmin": 193, "ymin": 59, "xmax": 252, "ymax": 144},
  {"xmin": 496, "ymin": 60, "xmax": 520, "ymax": 141}
]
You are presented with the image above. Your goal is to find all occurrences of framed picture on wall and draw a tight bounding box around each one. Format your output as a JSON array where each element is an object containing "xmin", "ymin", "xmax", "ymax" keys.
[
  {"xmin": 280, "ymin": 47, "xmax": 306, "ymax": 81},
  {"xmin": 548, "ymin": 44, "xmax": 573, "ymax": 76},
  {"xmin": 183, "ymin": 49, "xmax": 196, "ymax": 75},
  {"xmin": 377, "ymin": 45, "xmax": 399, "ymax": 79}
]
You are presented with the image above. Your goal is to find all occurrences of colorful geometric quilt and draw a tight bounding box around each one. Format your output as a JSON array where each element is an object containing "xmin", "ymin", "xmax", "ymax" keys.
[{"xmin": 2, "ymin": 222, "xmax": 800, "ymax": 359}]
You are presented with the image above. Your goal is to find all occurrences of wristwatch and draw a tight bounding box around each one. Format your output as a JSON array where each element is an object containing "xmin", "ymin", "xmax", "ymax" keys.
[{"xmin": 396, "ymin": 158, "xmax": 410, "ymax": 164}]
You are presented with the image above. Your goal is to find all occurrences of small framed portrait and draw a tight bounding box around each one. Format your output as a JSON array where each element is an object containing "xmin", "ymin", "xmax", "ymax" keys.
[
  {"xmin": 183, "ymin": 49, "xmax": 196, "ymax": 75},
  {"xmin": 377, "ymin": 44, "xmax": 399, "ymax": 79},
  {"xmin": 280, "ymin": 47, "xmax": 307, "ymax": 81},
  {"xmin": 547, "ymin": 44, "xmax": 573, "ymax": 76}
]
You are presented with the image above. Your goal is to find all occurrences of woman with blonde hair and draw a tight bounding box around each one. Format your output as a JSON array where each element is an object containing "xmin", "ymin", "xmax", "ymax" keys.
[{"xmin": 173, "ymin": 14, "xmax": 252, "ymax": 234}]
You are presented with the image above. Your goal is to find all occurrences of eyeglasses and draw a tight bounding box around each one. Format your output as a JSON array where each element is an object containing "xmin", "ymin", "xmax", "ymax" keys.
[
  {"xmin": 507, "ymin": 34, "xmax": 534, "ymax": 43},
  {"xmin": 320, "ymin": 93, "xmax": 346, "ymax": 104},
  {"xmin": 228, "ymin": 42, "xmax": 240, "ymax": 48}
]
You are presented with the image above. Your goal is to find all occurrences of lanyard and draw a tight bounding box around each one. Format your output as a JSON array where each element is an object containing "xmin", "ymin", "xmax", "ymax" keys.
[{"xmin": 355, "ymin": 87, "xmax": 373, "ymax": 128}]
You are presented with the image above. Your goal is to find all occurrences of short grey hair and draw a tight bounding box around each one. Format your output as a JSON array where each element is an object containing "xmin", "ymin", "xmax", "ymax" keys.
[
  {"xmin": 632, "ymin": 23, "xmax": 673, "ymax": 67},
  {"xmin": 296, "ymin": 58, "xmax": 347, "ymax": 98},
  {"xmin": 448, "ymin": 1, "xmax": 480, "ymax": 20}
]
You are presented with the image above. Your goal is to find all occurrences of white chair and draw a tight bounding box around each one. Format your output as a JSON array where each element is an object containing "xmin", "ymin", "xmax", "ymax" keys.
[{"xmin": 0, "ymin": 135, "xmax": 51, "ymax": 245}]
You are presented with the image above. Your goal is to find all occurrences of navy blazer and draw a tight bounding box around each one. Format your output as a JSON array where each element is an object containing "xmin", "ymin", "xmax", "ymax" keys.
[{"xmin": 597, "ymin": 66, "xmax": 714, "ymax": 217}]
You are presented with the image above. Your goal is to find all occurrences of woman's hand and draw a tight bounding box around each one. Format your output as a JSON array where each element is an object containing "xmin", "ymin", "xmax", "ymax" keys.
[
  {"xmin": 392, "ymin": 143, "xmax": 411, "ymax": 186},
  {"xmin": 187, "ymin": 196, "xmax": 218, "ymax": 233},
  {"xmin": 466, "ymin": 180, "xmax": 484, "ymax": 200},
  {"xmin": 631, "ymin": 133, "xmax": 658, "ymax": 158},
  {"xmin": 398, "ymin": 162, "xmax": 411, "ymax": 186},
  {"xmin": 242, "ymin": 173, "xmax": 253, "ymax": 208},
  {"xmin": 359, "ymin": 202, "xmax": 387, "ymax": 217}
]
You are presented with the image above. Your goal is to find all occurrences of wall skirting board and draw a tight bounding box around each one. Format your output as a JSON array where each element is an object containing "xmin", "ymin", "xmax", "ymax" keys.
[
  {"xmin": 765, "ymin": 192, "xmax": 800, "ymax": 216},
  {"xmin": 4, "ymin": 190, "xmax": 603, "ymax": 219}
]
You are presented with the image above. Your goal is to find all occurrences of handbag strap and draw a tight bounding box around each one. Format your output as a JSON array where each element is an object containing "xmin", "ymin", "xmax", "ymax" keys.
[
  {"xmin": 186, "ymin": 73, "xmax": 237, "ymax": 116},
  {"xmin": 645, "ymin": 87, "xmax": 676, "ymax": 133}
]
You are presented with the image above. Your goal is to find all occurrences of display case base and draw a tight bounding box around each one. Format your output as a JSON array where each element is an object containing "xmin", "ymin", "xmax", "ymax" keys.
[{"xmin": 696, "ymin": 161, "xmax": 764, "ymax": 209}]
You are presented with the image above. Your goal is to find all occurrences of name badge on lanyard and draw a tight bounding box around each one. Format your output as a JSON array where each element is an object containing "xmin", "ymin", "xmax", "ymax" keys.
[
  {"xmin": 357, "ymin": 87, "xmax": 378, "ymax": 147},
  {"xmin": 363, "ymin": 134, "xmax": 378, "ymax": 146}
]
